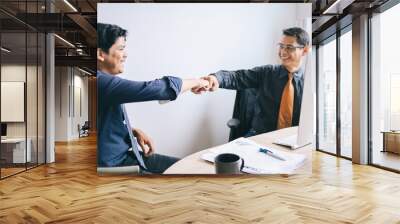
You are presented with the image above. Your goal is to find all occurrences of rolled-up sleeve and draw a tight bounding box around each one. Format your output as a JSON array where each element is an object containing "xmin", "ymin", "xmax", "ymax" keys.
[
  {"xmin": 213, "ymin": 65, "xmax": 269, "ymax": 90},
  {"xmin": 102, "ymin": 75, "xmax": 182, "ymax": 104},
  {"xmin": 164, "ymin": 76, "xmax": 182, "ymax": 99}
]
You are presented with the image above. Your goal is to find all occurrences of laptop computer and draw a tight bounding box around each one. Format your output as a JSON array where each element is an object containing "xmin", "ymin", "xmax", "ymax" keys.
[{"xmin": 273, "ymin": 54, "xmax": 314, "ymax": 149}]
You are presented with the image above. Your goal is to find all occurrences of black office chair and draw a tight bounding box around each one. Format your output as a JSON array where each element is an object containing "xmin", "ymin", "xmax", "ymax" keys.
[
  {"xmin": 78, "ymin": 121, "xmax": 90, "ymax": 138},
  {"xmin": 227, "ymin": 88, "xmax": 258, "ymax": 141}
]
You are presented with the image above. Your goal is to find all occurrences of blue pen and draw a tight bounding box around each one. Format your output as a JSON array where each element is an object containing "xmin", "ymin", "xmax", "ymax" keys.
[{"xmin": 259, "ymin": 148, "xmax": 286, "ymax": 161}]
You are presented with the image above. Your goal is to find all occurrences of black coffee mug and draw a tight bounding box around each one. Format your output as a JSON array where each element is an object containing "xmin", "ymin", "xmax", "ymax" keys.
[{"xmin": 214, "ymin": 153, "xmax": 244, "ymax": 174}]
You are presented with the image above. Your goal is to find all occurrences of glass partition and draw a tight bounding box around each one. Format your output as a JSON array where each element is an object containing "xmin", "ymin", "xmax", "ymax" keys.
[
  {"xmin": 1, "ymin": 30, "xmax": 28, "ymax": 177},
  {"xmin": 27, "ymin": 31, "xmax": 38, "ymax": 169},
  {"xmin": 37, "ymin": 32, "xmax": 45, "ymax": 165},
  {"xmin": 317, "ymin": 37, "xmax": 337, "ymax": 155},
  {"xmin": 0, "ymin": 1, "xmax": 46, "ymax": 179}
]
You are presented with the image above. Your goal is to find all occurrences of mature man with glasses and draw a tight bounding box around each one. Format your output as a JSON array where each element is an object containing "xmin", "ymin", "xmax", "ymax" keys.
[{"xmin": 193, "ymin": 27, "xmax": 310, "ymax": 137}]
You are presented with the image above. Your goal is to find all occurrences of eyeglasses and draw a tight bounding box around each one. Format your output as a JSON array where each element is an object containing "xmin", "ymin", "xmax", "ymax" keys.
[{"xmin": 277, "ymin": 43, "xmax": 304, "ymax": 52}]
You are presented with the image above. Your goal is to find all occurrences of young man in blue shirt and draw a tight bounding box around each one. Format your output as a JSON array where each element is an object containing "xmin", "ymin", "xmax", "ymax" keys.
[{"xmin": 97, "ymin": 23, "xmax": 209, "ymax": 173}]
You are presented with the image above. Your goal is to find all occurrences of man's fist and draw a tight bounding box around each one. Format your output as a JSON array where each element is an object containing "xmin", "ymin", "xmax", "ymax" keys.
[
  {"xmin": 202, "ymin": 75, "xmax": 219, "ymax": 91},
  {"xmin": 191, "ymin": 75, "xmax": 219, "ymax": 94}
]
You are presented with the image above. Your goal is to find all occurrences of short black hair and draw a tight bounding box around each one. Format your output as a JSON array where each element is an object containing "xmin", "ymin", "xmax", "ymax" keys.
[
  {"xmin": 283, "ymin": 27, "xmax": 310, "ymax": 47},
  {"xmin": 97, "ymin": 23, "xmax": 128, "ymax": 53}
]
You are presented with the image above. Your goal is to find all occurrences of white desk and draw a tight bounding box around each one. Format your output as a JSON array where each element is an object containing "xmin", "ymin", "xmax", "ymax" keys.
[
  {"xmin": 1, "ymin": 138, "xmax": 31, "ymax": 163},
  {"xmin": 164, "ymin": 127, "xmax": 313, "ymax": 174}
]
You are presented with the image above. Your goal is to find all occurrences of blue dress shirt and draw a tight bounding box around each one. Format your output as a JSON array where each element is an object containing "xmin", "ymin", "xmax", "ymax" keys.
[{"xmin": 97, "ymin": 70, "xmax": 182, "ymax": 167}]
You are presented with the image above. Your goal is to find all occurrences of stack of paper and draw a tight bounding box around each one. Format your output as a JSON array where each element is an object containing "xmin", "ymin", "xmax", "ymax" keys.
[{"xmin": 201, "ymin": 137, "xmax": 306, "ymax": 174}]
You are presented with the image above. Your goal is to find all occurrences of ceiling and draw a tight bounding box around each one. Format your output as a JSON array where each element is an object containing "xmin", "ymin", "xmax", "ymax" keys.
[{"xmin": 0, "ymin": 0, "xmax": 394, "ymax": 72}]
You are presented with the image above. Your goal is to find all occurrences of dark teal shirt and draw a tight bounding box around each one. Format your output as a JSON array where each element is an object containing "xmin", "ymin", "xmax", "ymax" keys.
[
  {"xmin": 214, "ymin": 64, "xmax": 304, "ymax": 134},
  {"xmin": 97, "ymin": 71, "xmax": 182, "ymax": 167}
]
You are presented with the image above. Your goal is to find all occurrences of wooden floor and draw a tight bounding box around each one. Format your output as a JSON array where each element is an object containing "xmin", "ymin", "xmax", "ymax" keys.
[
  {"xmin": 1, "ymin": 167, "xmax": 26, "ymax": 178},
  {"xmin": 1, "ymin": 163, "xmax": 45, "ymax": 178},
  {"xmin": 1, "ymin": 135, "xmax": 400, "ymax": 223}
]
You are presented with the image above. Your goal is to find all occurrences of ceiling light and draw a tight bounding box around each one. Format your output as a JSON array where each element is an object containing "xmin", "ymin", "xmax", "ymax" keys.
[
  {"xmin": 78, "ymin": 68, "xmax": 92, "ymax": 76},
  {"xmin": 322, "ymin": 0, "xmax": 343, "ymax": 15},
  {"xmin": 1, "ymin": 47, "xmax": 11, "ymax": 53},
  {"xmin": 63, "ymin": 0, "xmax": 78, "ymax": 12},
  {"xmin": 54, "ymin": 34, "xmax": 75, "ymax": 48},
  {"xmin": 76, "ymin": 48, "xmax": 85, "ymax": 55}
]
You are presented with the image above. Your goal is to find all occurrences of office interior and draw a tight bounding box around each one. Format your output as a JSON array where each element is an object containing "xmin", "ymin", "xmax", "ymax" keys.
[
  {"xmin": 0, "ymin": 0, "xmax": 400, "ymax": 222},
  {"xmin": 0, "ymin": 0, "xmax": 97, "ymax": 179}
]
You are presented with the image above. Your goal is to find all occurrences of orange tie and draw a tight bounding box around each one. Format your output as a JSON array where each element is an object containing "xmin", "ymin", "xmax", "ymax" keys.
[{"xmin": 277, "ymin": 73, "xmax": 294, "ymax": 129}]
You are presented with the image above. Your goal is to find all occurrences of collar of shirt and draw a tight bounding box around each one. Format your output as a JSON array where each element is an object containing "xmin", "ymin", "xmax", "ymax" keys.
[
  {"xmin": 278, "ymin": 65, "xmax": 304, "ymax": 81},
  {"xmin": 97, "ymin": 70, "xmax": 109, "ymax": 76}
]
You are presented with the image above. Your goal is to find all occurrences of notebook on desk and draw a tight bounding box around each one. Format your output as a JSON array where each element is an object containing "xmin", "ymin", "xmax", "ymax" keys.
[{"xmin": 201, "ymin": 138, "xmax": 306, "ymax": 174}]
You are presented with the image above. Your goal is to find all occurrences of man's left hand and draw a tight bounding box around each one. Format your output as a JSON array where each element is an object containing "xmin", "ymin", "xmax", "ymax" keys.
[{"xmin": 133, "ymin": 128, "xmax": 154, "ymax": 157}]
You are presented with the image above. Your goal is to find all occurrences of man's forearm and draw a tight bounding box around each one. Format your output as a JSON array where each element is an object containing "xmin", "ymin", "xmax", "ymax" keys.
[
  {"xmin": 214, "ymin": 68, "xmax": 262, "ymax": 90},
  {"xmin": 181, "ymin": 79, "xmax": 206, "ymax": 93}
]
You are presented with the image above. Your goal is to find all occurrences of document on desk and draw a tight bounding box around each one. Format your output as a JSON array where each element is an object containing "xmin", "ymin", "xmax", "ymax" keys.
[{"xmin": 201, "ymin": 138, "xmax": 306, "ymax": 174}]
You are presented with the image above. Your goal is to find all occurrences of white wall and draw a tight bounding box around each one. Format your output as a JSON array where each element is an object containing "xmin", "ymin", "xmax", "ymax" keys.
[
  {"xmin": 72, "ymin": 73, "xmax": 89, "ymax": 138},
  {"xmin": 55, "ymin": 66, "xmax": 69, "ymax": 141},
  {"xmin": 54, "ymin": 67, "xmax": 89, "ymax": 141},
  {"xmin": 98, "ymin": 3, "xmax": 311, "ymax": 158},
  {"xmin": 1, "ymin": 65, "xmax": 37, "ymax": 138}
]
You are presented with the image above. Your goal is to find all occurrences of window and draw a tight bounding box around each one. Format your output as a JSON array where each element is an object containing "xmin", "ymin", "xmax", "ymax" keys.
[
  {"xmin": 370, "ymin": 2, "xmax": 400, "ymax": 171},
  {"xmin": 340, "ymin": 29, "xmax": 352, "ymax": 158},
  {"xmin": 318, "ymin": 37, "xmax": 337, "ymax": 155}
]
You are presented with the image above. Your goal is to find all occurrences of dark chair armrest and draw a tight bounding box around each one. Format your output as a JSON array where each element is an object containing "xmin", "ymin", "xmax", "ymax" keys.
[{"xmin": 227, "ymin": 118, "xmax": 240, "ymax": 129}]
